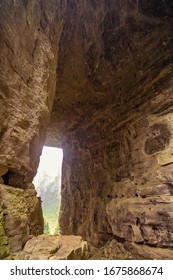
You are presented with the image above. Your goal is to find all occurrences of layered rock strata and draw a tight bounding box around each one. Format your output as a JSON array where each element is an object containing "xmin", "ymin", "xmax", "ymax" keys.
[
  {"xmin": 0, "ymin": 0, "xmax": 64, "ymax": 259},
  {"xmin": 57, "ymin": 0, "xmax": 173, "ymax": 258},
  {"xmin": 0, "ymin": 0, "xmax": 173, "ymax": 260},
  {"xmin": 0, "ymin": 0, "xmax": 64, "ymax": 183},
  {"xmin": 90, "ymin": 239, "xmax": 173, "ymax": 260}
]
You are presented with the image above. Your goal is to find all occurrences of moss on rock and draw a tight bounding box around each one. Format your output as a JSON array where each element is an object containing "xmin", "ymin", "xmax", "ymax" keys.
[{"xmin": 0, "ymin": 205, "xmax": 11, "ymax": 259}]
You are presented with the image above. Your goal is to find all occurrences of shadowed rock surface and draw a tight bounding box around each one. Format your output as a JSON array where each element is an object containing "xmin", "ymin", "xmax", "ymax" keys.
[{"xmin": 0, "ymin": 0, "xmax": 173, "ymax": 259}]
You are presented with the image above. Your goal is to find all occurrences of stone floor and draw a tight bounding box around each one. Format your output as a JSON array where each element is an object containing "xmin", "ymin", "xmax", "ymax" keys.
[
  {"xmin": 13, "ymin": 234, "xmax": 173, "ymax": 260},
  {"xmin": 90, "ymin": 239, "xmax": 173, "ymax": 260}
]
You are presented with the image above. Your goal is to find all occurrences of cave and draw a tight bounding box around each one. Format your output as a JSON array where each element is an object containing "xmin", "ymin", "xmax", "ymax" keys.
[{"xmin": 0, "ymin": 0, "xmax": 173, "ymax": 260}]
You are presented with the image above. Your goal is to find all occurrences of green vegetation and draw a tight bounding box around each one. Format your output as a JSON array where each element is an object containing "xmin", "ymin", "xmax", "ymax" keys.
[
  {"xmin": 0, "ymin": 206, "xmax": 11, "ymax": 259},
  {"xmin": 43, "ymin": 201, "xmax": 60, "ymax": 235},
  {"xmin": 54, "ymin": 224, "xmax": 60, "ymax": 235},
  {"xmin": 44, "ymin": 220, "xmax": 50, "ymax": 234}
]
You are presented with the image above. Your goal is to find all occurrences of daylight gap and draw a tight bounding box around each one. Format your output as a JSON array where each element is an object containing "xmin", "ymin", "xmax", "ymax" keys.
[{"xmin": 33, "ymin": 146, "xmax": 63, "ymax": 235}]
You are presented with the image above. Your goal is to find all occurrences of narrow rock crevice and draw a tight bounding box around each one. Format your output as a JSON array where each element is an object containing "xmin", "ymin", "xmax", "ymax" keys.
[{"xmin": 0, "ymin": 0, "xmax": 173, "ymax": 259}]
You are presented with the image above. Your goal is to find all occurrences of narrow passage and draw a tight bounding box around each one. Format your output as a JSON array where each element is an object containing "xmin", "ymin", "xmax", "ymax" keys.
[{"xmin": 33, "ymin": 146, "xmax": 63, "ymax": 234}]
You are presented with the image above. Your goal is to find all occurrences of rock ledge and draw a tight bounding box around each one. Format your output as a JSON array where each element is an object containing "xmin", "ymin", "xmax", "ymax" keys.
[{"xmin": 14, "ymin": 235, "xmax": 89, "ymax": 260}]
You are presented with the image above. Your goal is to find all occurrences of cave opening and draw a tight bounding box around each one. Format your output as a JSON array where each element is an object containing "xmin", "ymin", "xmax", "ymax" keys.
[{"xmin": 33, "ymin": 146, "xmax": 63, "ymax": 234}]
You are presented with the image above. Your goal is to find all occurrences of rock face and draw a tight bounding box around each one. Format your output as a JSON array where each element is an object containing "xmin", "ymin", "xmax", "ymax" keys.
[
  {"xmin": 59, "ymin": 105, "xmax": 173, "ymax": 251},
  {"xmin": 0, "ymin": 0, "xmax": 64, "ymax": 184},
  {"xmin": 0, "ymin": 0, "xmax": 64, "ymax": 259},
  {"xmin": 0, "ymin": 204, "xmax": 11, "ymax": 259},
  {"xmin": 0, "ymin": 0, "xmax": 173, "ymax": 259},
  {"xmin": 56, "ymin": 0, "xmax": 173, "ymax": 258},
  {"xmin": 0, "ymin": 185, "xmax": 29, "ymax": 252},
  {"xmin": 0, "ymin": 184, "xmax": 43, "ymax": 253},
  {"xmin": 90, "ymin": 239, "xmax": 173, "ymax": 260},
  {"xmin": 15, "ymin": 235, "xmax": 88, "ymax": 260},
  {"xmin": 23, "ymin": 183, "xmax": 44, "ymax": 236}
]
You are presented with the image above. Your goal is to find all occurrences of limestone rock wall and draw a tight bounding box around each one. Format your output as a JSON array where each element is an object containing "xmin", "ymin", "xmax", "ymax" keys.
[
  {"xmin": 0, "ymin": 204, "xmax": 11, "ymax": 259},
  {"xmin": 0, "ymin": 184, "xmax": 43, "ymax": 254},
  {"xmin": 58, "ymin": 0, "xmax": 173, "ymax": 257},
  {"xmin": 60, "ymin": 91, "xmax": 173, "ymax": 257},
  {"xmin": 0, "ymin": 185, "xmax": 30, "ymax": 252},
  {"xmin": 0, "ymin": 0, "xmax": 64, "ymax": 184},
  {"xmin": 0, "ymin": 0, "xmax": 66, "ymax": 257},
  {"xmin": 23, "ymin": 183, "xmax": 44, "ymax": 236},
  {"xmin": 0, "ymin": 0, "xmax": 65, "ymax": 257},
  {"xmin": 0, "ymin": 0, "xmax": 173, "ymax": 259},
  {"xmin": 47, "ymin": 0, "xmax": 173, "ymax": 145}
]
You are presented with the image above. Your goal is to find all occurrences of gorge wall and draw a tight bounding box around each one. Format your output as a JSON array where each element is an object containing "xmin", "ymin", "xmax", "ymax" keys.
[
  {"xmin": 0, "ymin": 0, "xmax": 64, "ymax": 258},
  {"xmin": 0, "ymin": 0, "xmax": 173, "ymax": 259}
]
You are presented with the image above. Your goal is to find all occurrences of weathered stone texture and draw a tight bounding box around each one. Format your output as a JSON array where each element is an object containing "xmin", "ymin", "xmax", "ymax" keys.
[
  {"xmin": 55, "ymin": 0, "xmax": 173, "ymax": 259},
  {"xmin": 0, "ymin": 184, "xmax": 43, "ymax": 252},
  {"xmin": 60, "ymin": 98, "xmax": 173, "ymax": 258},
  {"xmin": 0, "ymin": 204, "xmax": 11, "ymax": 259},
  {"xmin": 0, "ymin": 0, "xmax": 64, "ymax": 183},
  {"xmin": 14, "ymin": 235, "xmax": 89, "ymax": 260},
  {"xmin": 0, "ymin": 0, "xmax": 64, "ymax": 257},
  {"xmin": 0, "ymin": 0, "xmax": 173, "ymax": 260},
  {"xmin": 90, "ymin": 239, "xmax": 173, "ymax": 260},
  {"xmin": 0, "ymin": 184, "xmax": 30, "ymax": 252},
  {"xmin": 24, "ymin": 183, "xmax": 44, "ymax": 236},
  {"xmin": 47, "ymin": 0, "xmax": 173, "ymax": 145}
]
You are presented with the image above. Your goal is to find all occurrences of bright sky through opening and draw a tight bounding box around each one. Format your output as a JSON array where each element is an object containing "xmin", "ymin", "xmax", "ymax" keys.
[{"xmin": 36, "ymin": 146, "xmax": 63, "ymax": 178}]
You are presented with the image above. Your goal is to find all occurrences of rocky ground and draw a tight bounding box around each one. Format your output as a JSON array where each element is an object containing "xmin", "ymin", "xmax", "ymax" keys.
[
  {"xmin": 13, "ymin": 235, "xmax": 88, "ymax": 260},
  {"xmin": 13, "ymin": 235, "xmax": 173, "ymax": 260}
]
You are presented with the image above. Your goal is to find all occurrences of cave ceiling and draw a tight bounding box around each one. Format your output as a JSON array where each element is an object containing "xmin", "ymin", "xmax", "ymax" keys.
[{"xmin": 45, "ymin": 0, "xmax": 173, "ymax": 146}]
